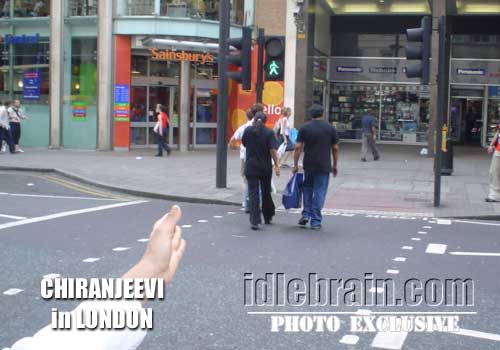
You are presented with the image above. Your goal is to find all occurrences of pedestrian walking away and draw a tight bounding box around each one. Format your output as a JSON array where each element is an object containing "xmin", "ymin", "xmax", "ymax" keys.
[
  {"xmin": 154, "ymin": 105, "xmax": 171, "ymax": 157},
  {"xmin": 361, "ymin": 108, "xmax": 380, "ymax": 162},
  {"xmin": 275, "ymin": 107, "xmax": 295, "ymax": 167},
  {"xmin": 242, "ymin": 111, "xmax": 280, "ymax": 230},
  {"xmin": 0, "ymin": 101, "xmax": 15, "ymax": 154},
  {"xmin": 486, "ymin": 117, "xmax": 500, "ymax": 202},
  {"xmin": 293, "ymin": 104, "xmax": 339, "ymax": 230},
  {"xmin": 228, "ymin": 108, "xmax": 255, "ymax": 211},
  {"xmin": 7, "ymin": 100, "xmax": 29, "ymax": 153}
]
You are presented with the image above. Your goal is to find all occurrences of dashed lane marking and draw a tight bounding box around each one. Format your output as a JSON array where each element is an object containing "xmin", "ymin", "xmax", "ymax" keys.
[
  {"xmin": 340, "ymin": 335, "xmax": 359, "ymax": 345},
  {"xmin": 232, "ymin": 235, "xmax": 247, "ymax": 238},
  {"xmin": 402, "ymin": 246, "xmax": 413, "ymax": 250},
  {"xmin": 0, "ymin": 200, "xmax": 147, "ymax": 231},
  {"xmin": 369, "ymin": 287, "xmax": 385, "ymax": 294},
  {"xmin": 42, "ymin": 273, "xmax": 61, "ymax": 279},
  {"xmin": 425, "ymin": 244, "xmax": 447, "ymax": 254},
  {"xmin": 449, "ymin": 251, "xmax": 500, "ymax": 257},
  {"xmin": 411, "ymin": 237, "xmax": 421, "ymax": 241},
  {"xmin": 371, "ymin": 331, "xmax": 408, "ymax": 350},
  {"xmin": 181, "ymin": 225, "xmax": 192, "ymax": 228},
  {"xmin": 386, "ymin": 269, "xmax": 399, "ymax": 275},
  {"xmin": 197, "ymin": 220, "xmax": 208, "ymax": 223},
  {"xmin": 227, "ymin": 212, "xmax": 236, "ymax": 215},
  {"xmin": 393, "ymin": 257, "xmax": 406, "ymax": 262},
  {"xmin": 137, "ymin": 238, "xmax": 149, "ymax": 243},
  {"xmin": 82, "ymin": 258, "xmax": 100, "ymax": 263},
  {"xmin": 436, "ymin": 219, "xmax": 452, "ymax": 225},
  {"xmin": 0, "ymin": 213, "xmax": 27, "ymax": 220},
  {"xmin": 112, "ymin": 247, "xmax": 131, "ymax": 252},
  {"xmin": 3, "ymin": 288, "xmax": 24, "ymax": 296},
  {"xmin": 418, "ymin": 231, "xmax": 428, "ymax": 235},
  {"xmin": 423, "ymin": 226, "xmax": 432, "ymax": 229},
  {"xmin": 213, "ymin": 216, "xmax": 223, "ymax": 219}
]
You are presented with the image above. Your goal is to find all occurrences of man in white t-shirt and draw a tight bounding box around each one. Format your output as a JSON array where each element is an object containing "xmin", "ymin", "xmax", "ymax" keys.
[{"xmin": 229, "ymin": 109, "xmax": 255, "ymax": 210}]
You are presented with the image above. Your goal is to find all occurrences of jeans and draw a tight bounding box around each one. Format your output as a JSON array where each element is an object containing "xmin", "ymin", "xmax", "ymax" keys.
[
  {"xmin": 247, "ymin": 175, "xmax": 275, "ymax": 225},
  {"xmin": 302, "ymin": 170, "xmax": 330, "ymax": 227},
  {"xmin": 9, "ymin": 122, "xmax": 21, "ymax": 145},
  {"xmin": 156, "ymin": 128, "xmax": 171, "ymax": 156},
  {"xmin": 0, "ymin": 127, "xmax": 15, "ymax": 153}
]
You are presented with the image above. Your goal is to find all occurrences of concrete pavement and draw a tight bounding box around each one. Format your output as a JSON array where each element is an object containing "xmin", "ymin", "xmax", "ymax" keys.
[{"xmin": 0, "ymin": 143, "xmax": 496, "ymax": 218}]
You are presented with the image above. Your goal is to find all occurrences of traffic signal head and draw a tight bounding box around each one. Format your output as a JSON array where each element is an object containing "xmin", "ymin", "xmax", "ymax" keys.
[
  {"xmin": 264, "ymin": 36, "xmax": 285, "ymax": 81},
  {"xmin": 405, "ymin": 16, "xmax": 432, "ymax": 84},
  {"xmin": 227, "ymin": 26, "xmax": 252, "ymax": 91}
]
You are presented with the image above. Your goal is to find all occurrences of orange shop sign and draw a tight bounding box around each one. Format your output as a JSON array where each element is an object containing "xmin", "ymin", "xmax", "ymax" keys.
[{"xmin": 150, "ymin": 49, "xmax": 215, "ymax": 64}]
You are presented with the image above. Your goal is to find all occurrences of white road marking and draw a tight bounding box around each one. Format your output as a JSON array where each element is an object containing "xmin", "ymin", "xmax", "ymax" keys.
[
  {"xmin": 426, "ymin": 243, "xmax": 447, "ymax": 254},
  {"xmin": 137, "ymin": 238, "xmax": 149, "ymax": 243},
  {"xmin": 371, "ymin": 331, "xmax": 408, "ymax": 349},
  {"xmin": 402, "ymin": 246, "xmax": 413, "ymax": 250},
  {"xmin": 232, "ymin": 235, "xmax": 247, "ymax": 238},
  {"xmin": 455, "ymin": 220, "xmax": 500, "ymax": 227},
  {"xmin": 2, "ymin": 192, "xmax": 120, "ymax": 201},
  {"xmin": 369, "ymin": 287, "xmax": 385, "ymax": 294},
  {"xmin": 411, "ymin": 237, "xmax": 421, "ymax": 241},
  {"xmin": 423, "ymin": 217, "xmax": 428, "ymax": 221},
  {"xmin": 26, "ymin": 183, "xmax": 35, "ymax": 187},
  {"xmin": 213, "ymin": 216, "xmax": 223, "ymax": 219},
  {"xmin": 423, "ymin": 226, "xmax": 432, "ymax": 229},
  {"xmin": 227, "ymin": 212, "xmax": 236, "ymax": 215},
  {"xmin": 0, "ymin": 200, "xmax": 147, "ymax": 231},
  {"xmin": 42, "ymin": 273, "xmax": 60, "ymax": 279},
  {"xmin": 181, "ymin": 224, "xmax": 192, "ymax": 228},
  {"xmin": 0, "ymin": 214, "xmax": 27, "ymax": 220},
  {"xmin": 112, "ymin": 247, "xmax": 131, "ymax": 252},
  {"xmin": 418, "ymin": 231, "xmax": 428, "ymax": 235},
  {"xmin": 449, "ymin": 251, "xmax": 500, "ymax": 257},
  {"xmin": 393, "ymin": 257, "xmax": 406, "ymax": 262},
  {"xmin": 386, "ymin": 269, "xmax": 399, "ymax": 274},
  {"xmin": 340, "ymin": 335, "xmax": 359, "ymax": 345},
  {"xmin": 197, "ymin": 219, "xmax": 208, "ymax": 223},
  {"xmin": 356, "ymin": 309, "xmax": 372, "ymax": 316},
  {"xmin": 437, "ymin": 219, "xmax": 452, "ymax": 225},
  {"xmin": 3, "ymin": 288, "xmax": 24, "ymax": 296},
  {"xmin": 82, "ymin": 258, "xmax": 100, "ymax": 263},
  {"xmin": 451, "ymin": 328, "xmax": 500, "ymax": 342}
]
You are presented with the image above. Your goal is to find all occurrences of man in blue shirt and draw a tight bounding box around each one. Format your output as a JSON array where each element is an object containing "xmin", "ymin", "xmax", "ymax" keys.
[{"xmin": 361, "ymin": 109, "xmax": 380, "ymax": 162}]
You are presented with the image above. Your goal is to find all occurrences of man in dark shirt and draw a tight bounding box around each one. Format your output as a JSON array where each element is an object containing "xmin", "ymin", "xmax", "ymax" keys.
[
  {"xmin": 293, "ymin": 104, "xmax": 339, "ymax": 230},
  {"xmin": 361, "ymin": 109, "xmax": 380, "ymax": 162}
]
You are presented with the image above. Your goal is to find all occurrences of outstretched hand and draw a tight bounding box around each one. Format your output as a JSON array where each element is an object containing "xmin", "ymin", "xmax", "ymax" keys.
[{"xmin": 123, "ymin": 205, "xmax": 186, "ymax": 285}]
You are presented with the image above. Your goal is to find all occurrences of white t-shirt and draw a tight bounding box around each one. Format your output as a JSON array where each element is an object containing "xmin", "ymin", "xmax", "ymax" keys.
[{"xmin": 233, "ymin": 120, "xmax": 253, "ymax": 160}]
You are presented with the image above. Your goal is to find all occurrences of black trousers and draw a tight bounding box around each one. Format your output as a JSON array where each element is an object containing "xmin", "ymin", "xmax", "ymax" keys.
[
  {"xmin": 247, "ymin": 175, "xmax": 275, "ymax": 225},
  {"xmin": 0, "ymin": 127, "xmax": 15, "ymax": 153},
  {"xmin": 9, "ymin": 122, "xmax": 21, "ymax": 145}
]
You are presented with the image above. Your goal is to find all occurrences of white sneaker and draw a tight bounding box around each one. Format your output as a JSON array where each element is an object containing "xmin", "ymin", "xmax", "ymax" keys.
[{"xmin": 0, "ymin": 146, "xmax": 5, "ymax": 153}]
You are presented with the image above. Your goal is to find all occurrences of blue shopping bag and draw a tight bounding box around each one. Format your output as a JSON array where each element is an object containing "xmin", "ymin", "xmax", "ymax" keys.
[{"xmin": 282, "ymin": 173, "xmax": 303, "ymax": 209}]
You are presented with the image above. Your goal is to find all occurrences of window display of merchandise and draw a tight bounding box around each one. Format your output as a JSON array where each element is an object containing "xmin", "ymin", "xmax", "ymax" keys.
[
  {"xmin": 329, "ymin": 84, "xmax": 380, "ymax": 140},
  {"xmin": 329, "ymin": 83, "xmax": 429, "ymax": 143},
  {"xmin": 379, "ymin": 85, "xmax": 429, "ymax": 143},
  {"xmin": 486, "ymin": 99, "xmax": 500, "ymax": 146}
]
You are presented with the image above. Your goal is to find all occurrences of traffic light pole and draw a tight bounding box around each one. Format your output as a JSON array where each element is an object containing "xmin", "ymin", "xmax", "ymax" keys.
[
  {"xmin": 256, "ymin": 28, "xmax": 264, "ymax": 103},
  {"xmin": 434, "ymin": 16, "xmax": 447, "ymax": 207},
  {"xmin": 216, "ymin": 0, "xmax": 230, "ymax": 189}
]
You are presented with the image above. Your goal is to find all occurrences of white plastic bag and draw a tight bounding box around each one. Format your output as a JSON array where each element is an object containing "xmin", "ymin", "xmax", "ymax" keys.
[{"xmin": 277, "ymin": 142, "xmax": 286, "ymax": 158}]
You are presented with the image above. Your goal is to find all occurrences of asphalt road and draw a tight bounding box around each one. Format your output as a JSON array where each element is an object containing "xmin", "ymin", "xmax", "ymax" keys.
[{"xmin": 1, "ymin": 171, "xmax": 500, "ymax": 349}]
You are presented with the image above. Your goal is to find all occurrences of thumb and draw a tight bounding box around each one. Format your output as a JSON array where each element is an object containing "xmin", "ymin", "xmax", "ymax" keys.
[{"xmin": 153, "ymin": 205, "xmax": 182, "ymax": 238}]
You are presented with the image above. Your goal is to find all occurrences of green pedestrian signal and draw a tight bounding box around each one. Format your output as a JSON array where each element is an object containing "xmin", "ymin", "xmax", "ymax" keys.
[
  {"xmin": 264, "ymin": 36, "xmax": 285, "ymax": 81},
  {"xmin": 265, "ymin": 59, "xmax": 283, "ymax": 80}
]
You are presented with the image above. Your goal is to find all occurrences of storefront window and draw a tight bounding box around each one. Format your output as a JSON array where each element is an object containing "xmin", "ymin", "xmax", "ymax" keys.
[
  {"xmin": 486, "ymin": 88, "xmax": 500, "ymax": 146},
  {"xmin": 132, "ymin": 55, "xmax": 148, "ymax": 77},
  {"xmin": 68, "ymin": 0, "xmax": 98, "ymax": 16},
  {"xmin": 14, "ymin": 0, "xmax": 50, "ymax": 17},
  {"xmin": 452, "ymin": 35, "xmax": 500, "ymax": 59},
  {"xmin": 380, "ymin": 85, "xmax": 429, "ymax": 143},
  {"xmin": 332, "ymin": 34, "xmax": 407, "ymax": 57},
  {"xmin": 70, "ymin": 38, "xmax": 97, "ymax": 127},
  {"xmin": 150, "ymin": 59, "xmax": 180, "ymax": 78},
  {"xmin": 10, "ymin": 39, "xmax": 50, "ymax": 104},
  {"xmin": 329, "ymin": 83, "xmax": 380, "ymax": 140}
]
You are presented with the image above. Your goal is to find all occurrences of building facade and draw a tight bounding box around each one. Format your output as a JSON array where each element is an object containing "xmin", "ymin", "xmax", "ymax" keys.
[
  {"xmin": 0, "ymin": 0, "xmax": 284, "ymax": 151},
  {"xmin": 291, "ymin": 0, "xmax": 500, "ymax": 148}
]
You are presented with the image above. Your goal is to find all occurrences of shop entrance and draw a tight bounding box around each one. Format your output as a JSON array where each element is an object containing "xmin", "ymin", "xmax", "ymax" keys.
[
  {"xmin": 190, "ymin": 80, "xmax": 218, "ymax": 148},
  {"xmin": 130, "ymin": 85, "xmax": 179, "ymax": 148}
]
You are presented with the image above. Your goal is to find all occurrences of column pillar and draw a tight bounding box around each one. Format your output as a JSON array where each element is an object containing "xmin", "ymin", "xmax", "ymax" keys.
[
  {"xmin": 428, "ymin": 0, "xmax": 447, "ymax": 152},
  {"xmin": 179, "ymin": 61, "xmax": 190, "ymax": 152},
  {"xmin": 284, "ymin": 0, "xmax": 297, "ymax": 127},
  {"xmin": 97, "ymin": 0, "xmax": 113, "ymax": 150},
  {"xmin": 49, "ymin": 0, "xmax": 64, "ymax": 149}
]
